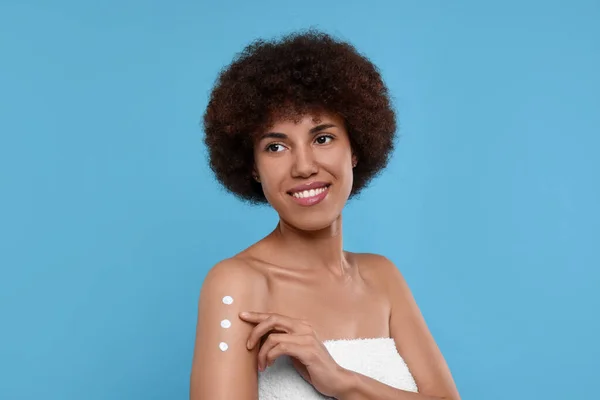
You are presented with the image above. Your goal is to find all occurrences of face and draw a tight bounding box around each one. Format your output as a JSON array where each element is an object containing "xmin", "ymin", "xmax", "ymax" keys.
[{"xmin": 253, "ymin": 111, "xmax": 356, "ymax": 231}]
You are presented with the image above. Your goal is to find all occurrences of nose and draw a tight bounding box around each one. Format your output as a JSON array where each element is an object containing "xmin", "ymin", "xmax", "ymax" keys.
[{"xmin": 291, "ymin": 146, "xmax": 318, "ymax": 178}]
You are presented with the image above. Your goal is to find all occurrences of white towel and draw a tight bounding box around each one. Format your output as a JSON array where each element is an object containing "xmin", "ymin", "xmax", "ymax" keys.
[{"xmin": 258, "ymin": 337, "xmax": 418, "ymax": 399}]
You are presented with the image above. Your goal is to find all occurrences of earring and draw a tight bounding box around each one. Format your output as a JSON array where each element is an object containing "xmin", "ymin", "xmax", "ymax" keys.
[
  {"xmin": 352, "ymin": 161, "xmax": 357, "ymax": 168},
  {"xmin": 253, "ymin": 174, "xmax": 260, "ymax": 183}
]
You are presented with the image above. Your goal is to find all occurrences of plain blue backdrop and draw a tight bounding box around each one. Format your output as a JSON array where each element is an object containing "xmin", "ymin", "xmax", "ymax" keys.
[{"xmin": 1, "ymin": 0, "xmax": 599, "ymax": 399}]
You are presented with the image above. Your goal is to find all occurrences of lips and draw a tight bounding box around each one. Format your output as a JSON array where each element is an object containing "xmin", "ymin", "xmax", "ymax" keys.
[
  {"xmin": 287, "ymin": 181, "xmax": 330, "ymax": 194},
  {"xmin": 287, "ymin": 182, "xmax": 331, "ymax": 206}
]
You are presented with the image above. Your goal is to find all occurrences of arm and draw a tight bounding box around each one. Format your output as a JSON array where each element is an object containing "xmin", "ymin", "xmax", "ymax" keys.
[
  {"xmin": 189, "ymin": 258, "xmax": 268, "ymax": 400},
  {"xmin": 336, "ymin": 370, "xmax": 451, "ymax": 400},
  {"xmin": 335, "ymin": 255, "xmax": 461, "ymax": 400}
]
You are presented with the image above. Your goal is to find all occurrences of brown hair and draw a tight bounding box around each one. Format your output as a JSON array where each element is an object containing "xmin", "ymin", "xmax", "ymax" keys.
[{"xmin": 203, "ymin": 29, "xmax": 397, "ymax": 204}]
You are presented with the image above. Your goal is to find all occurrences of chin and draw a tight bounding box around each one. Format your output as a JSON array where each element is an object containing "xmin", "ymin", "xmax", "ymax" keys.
[
  {"xmin": 278, "ymin": 205, "xmax": 344, "ymax": 232},
  {"xmin": 289, "ymin": 217, "xmax": 337, "ymax": 232}
]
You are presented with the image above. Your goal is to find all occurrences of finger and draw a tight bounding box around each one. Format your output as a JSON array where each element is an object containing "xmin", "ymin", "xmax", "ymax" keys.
[
  {"xmin": 239, "ymin": 311, "xmax": 315, "ymax": 330},
  {"xmin": 257, "ymin": 333, "xmax": 288, "ymax": 370},
  {"xmin": 265, "ymin": 339, "xmax": 313, "ymax": 368},
  {"xmin": 238, "ymin": 311, "xmax": 267, "ymax": 322},
  {"xmin": 243, "ymin": 314, "xmax": 299, "ymax": 349},
  {"xmin": 238, "ymin": 311, "xmax": 291, "ymax": 325}
]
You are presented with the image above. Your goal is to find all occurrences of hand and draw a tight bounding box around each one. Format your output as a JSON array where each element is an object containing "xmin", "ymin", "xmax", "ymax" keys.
[{"xmin": 239, "ymin": 311, "xmax": 351, "ymax": 398}]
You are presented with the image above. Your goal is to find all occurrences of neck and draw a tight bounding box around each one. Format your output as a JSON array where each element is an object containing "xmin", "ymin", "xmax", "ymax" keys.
[{"xmin": 268, "ymin": 215, "xmax": 350, "ymax": 277}]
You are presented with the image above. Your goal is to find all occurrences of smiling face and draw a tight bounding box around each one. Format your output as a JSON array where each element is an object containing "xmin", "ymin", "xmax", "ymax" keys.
[{"xmin": 253, "ymin": 111, "xmax": 356, "ymax": 231}]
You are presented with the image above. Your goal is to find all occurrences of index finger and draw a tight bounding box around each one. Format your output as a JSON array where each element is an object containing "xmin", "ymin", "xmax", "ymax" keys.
[{"xmin": 240, "ymin": 312, "xmax": 297, "ymax": 349}]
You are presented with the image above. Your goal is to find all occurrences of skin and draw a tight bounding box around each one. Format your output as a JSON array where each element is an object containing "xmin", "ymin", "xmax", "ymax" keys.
[{"xmin": 189, "ymin": 112, "xmax": 461, "ymax": 399}]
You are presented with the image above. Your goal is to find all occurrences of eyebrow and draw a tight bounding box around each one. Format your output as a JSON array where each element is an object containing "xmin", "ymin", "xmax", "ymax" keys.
[{"xmin": 259, "ymin": 123, "xmax": 337, "ymax": 141}]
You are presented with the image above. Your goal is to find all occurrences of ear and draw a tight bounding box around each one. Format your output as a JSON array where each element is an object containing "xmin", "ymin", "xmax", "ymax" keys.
[{"xmin": 252, "ymin": 166, "xmax": 260, "ymax": 183}]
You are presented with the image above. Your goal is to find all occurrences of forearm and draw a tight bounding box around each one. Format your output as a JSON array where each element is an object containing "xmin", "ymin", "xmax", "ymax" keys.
[{"xmin": 335, "ymin": 369, "xmax": 447, "ymax": 400}]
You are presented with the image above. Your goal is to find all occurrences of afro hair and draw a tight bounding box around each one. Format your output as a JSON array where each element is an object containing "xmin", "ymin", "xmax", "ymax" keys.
[{"xmin": 203, "ymin": 29, "xmax": 397, "ymax": 204}]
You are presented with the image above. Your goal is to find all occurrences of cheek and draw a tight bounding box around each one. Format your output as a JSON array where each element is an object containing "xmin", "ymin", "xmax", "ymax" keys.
[
  {"xmin": 259, "ymin": 182, "xmax": 279, "ymax": 207},
  {"xmin": 322, "ymin": 156, "xmax": 353, "ymax": 181},
  {"xmin": 343, "ymin": 167, "xmax": 355, "ymax": 194},
  {"xmin": 258, "ymin": 166, "xmax": 286, "ymax": 198}
]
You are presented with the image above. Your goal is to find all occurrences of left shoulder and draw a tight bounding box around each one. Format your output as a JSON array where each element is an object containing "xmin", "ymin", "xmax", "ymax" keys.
[
  {"xmin": 351, "ymin": 252, "xmax": 409, "ymax": 293},
  {"xmin": 353, "ymin": 254, "xmax": 461, "ymax": 400}
]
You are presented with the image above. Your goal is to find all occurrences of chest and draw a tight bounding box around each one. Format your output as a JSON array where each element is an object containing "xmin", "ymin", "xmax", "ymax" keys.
[{"xmin": 264, "ymin": 272, "xmax": 390, "ymax": 341}]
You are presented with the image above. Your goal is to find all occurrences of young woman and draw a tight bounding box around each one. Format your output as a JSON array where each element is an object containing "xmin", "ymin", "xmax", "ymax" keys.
[{"xmin": 190, "ymin": 29, "xmax": 461, "ymax": 400}]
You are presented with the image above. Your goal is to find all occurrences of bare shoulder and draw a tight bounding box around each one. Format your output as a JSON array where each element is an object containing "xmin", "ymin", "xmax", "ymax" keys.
[
  {"xmin": 351, "ymin": 252, "xmax": 407, "ymax": 293},
  {"xmin": 198, "ymin": 257, "xmax": 269, "ymax": 324},
  {"xmin": 200, "ymin": 256, "xmax": 268, "ymax": 302},
  {"xmin": 351, "ymin": 252, "xmax": 398, "ymax": 271},
  {"xmin": 190, "ymin": 257, "xmax": 268, "ymax": 400},
  {"xmin": 353, "ymin": 253, "xmax": 461, "ymax": 399}
]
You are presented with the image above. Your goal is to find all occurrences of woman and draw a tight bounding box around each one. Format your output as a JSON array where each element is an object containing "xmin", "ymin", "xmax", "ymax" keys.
[{"xmin": 190, "ymin": 29, "xmax": 461, "ymax": 399}]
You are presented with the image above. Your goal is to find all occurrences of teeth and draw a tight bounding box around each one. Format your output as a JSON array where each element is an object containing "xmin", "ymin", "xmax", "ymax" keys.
[{"xmin": 292, "ymin": 186, "xmax": 328, "ymax": 199}]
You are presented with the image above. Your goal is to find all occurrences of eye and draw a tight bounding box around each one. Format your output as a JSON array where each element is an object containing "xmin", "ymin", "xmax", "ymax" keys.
[
  {"xmin": 265, "ymin": 143, "xmax": 286, "ymax": 152},
  {"xmin": 315, "ymin": 135, "xmax": 333, "ymax": 145}
]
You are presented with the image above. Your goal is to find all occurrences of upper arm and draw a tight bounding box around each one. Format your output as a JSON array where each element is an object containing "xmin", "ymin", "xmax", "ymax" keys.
[
  {"xmin": 378, "ymin": 256, "xmax": 461, "ymax": 400},
  {"xmin": 189, "ymin": 259, "xmax": 267, "ymax": 400}
]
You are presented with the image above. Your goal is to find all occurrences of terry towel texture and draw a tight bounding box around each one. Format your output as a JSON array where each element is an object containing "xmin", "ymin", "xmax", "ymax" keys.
[{"xmin": 257, "ymin": 337, "xmax": 418, "ymax": 399}]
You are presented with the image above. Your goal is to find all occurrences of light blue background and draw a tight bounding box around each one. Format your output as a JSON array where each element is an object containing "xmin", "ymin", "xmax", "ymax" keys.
[{"xmin": 1, "ymin": 1, "xmax": 599, "ymax": 399}]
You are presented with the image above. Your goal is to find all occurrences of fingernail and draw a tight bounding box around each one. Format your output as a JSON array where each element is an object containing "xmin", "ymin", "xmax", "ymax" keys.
[
  {"xmin": 239, "ymin": 311, "xmax": 249, "ymax": 317},
  {"xmin": 246, "ymin": 340, "xmax": 251, "ymax": 349}
]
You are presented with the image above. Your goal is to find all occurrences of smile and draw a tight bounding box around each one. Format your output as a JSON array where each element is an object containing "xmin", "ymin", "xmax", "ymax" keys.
[{"xmin": 287, "ymin": 184, "xmax": 330, "ymax": 206}]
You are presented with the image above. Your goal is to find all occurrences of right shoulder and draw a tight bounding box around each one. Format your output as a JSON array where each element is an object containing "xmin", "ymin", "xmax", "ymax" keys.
[
  {"xmin": 190, "ymin": 257, "xmax": 268, "ymax": 399},
  {"xmin": 198, "ymin": 257, "xmax": 269, "ymax": 321},
  {"xmin": 200, "ymin": 257, "xmax": 268, "ymax": 305}
]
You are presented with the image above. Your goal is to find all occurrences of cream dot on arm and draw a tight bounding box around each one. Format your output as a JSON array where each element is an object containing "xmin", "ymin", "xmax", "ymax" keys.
[{"xmin": 221, "ymin": 319, "xmax": 231, "ymax": 328}]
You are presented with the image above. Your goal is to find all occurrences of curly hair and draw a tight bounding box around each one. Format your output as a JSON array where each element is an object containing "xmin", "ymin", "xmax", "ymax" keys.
[{"xmin": 203, "ymin": 29, "xmax": 397, "ymax": 204}]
